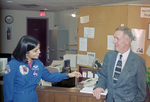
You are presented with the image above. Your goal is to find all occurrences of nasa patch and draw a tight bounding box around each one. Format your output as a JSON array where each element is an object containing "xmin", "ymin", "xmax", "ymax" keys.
[
  {"xmin": 32, "ymin": 70, "xmax": 38, "ymax": 77},
  {"xmin": 32, "ymin": 65, "xmax": 39, "ymax": 70},
  {"xmin": 19, "ymin": 65, "xmax": 29, "ymax": 75},
  {"xmin": 4, "ymin": 65, "xmax": 11, "ymax": 74}
]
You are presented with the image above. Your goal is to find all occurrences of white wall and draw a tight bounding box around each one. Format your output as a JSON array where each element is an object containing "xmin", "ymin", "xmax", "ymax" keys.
[
  {"xmin": 0, "ymin": 9, "xmax": 78, "ymax": 53},
  {"xmin": 0, "ymin": 10, "xmax": 55, "ymax": 53},
  {"xmin": 54, "ymin": 10, "xmax": 78, "ymax": 45}
]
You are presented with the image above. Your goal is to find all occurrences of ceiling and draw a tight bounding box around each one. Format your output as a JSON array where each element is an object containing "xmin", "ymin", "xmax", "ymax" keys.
[{"xmin": 0, "ymin": 0, "xmax": 150, "ymax": 12}]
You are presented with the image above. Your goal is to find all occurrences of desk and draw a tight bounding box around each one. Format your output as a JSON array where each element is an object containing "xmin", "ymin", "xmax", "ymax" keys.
[
  {"xmin": 0, "ymin": 81, "xmax": 4, "ymax": 102},
  {"xmin": 0, "ymin": 74, "xmax": 3, "ymax": 102},
  {"xmin": 1, "ymin": 84, "xmax": 149, "ymax": 102},
  {"xmin": 36, "ymin": 85, "xmax": 106, "ymax": 102}
]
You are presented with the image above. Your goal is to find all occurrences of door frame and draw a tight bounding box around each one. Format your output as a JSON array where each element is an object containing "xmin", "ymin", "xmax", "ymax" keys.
[{"xmin": 26, "ymin": 17, "xmax": 49, "ymax": 66}]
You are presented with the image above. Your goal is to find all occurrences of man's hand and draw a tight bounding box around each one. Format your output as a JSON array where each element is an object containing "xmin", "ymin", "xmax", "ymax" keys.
[{"xmin": 93, "ymin": 88, "xmax": 104, "ymax": 100}]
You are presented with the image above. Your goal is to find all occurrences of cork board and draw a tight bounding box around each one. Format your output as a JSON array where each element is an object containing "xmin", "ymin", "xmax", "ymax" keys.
[
  {"xmin": 77, "ymin": 4, "xmax": 150, "ymax": 68},
  {"xmin": 77, "ymin": 5, "xmax": 128, "ymax": 69},
  {"xmin": 127, "ymin": 5, "xmax": 150, "ymax": 67}
]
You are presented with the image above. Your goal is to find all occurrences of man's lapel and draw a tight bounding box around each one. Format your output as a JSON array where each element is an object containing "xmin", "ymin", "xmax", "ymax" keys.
[
  {"xmin": 116, "ymin": 50, "xmax": 135, "ymax": 85},
  {"xmin": 108, "ymin": 52, "xmax": 118, "ymax": 86}
]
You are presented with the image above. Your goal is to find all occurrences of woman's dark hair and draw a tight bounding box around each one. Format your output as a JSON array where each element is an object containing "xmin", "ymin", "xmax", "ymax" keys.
[{"xmin": 12, "ymin": 35, "xmax": 40, "ymax": 63}]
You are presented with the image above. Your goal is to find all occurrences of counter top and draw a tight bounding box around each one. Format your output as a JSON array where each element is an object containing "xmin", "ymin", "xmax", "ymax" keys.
[
  {"xmin": 36, "ymin": 85, "xmax": 106, "ymax": 98},
  {"xmin": 0, "ymin": 73, "xmax": 4, "ymax": 77},
  {"xmin": 0, "ymin": 74, "xmax": 3, "ymax": 85},
  {"xmin": 36, "ymin": 85, "xmax": 106, "ymax": 102},
  {"xmin": 0, "ymin": 81, "xmax": 3, "ymax": 85}
]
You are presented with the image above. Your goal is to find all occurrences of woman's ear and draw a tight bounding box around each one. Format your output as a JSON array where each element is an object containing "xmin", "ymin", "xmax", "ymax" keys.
[{"xmin": 26, "ymin": 53, "xmax": 29, "ymax": 59}]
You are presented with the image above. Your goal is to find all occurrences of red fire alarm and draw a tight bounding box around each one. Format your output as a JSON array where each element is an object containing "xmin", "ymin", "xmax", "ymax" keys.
[{"xmin": 39, "ymin": 12, "xmax": 45, "ymax": 16}]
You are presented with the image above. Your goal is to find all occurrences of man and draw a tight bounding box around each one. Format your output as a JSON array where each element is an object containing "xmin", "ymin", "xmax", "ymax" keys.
[{"xmin": 93, "ymin": 26, "xmax": 146, "ymax": 102}]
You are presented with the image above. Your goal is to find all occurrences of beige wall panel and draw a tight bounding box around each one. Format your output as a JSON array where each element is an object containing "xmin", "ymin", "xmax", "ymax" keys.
[
  {"xmin": 78, "ymin": 5, "xmax": 128, "ymax": 69},
  {"xmin": 127, "ymin": 5, "xmax": 150, "ymax": 67}
]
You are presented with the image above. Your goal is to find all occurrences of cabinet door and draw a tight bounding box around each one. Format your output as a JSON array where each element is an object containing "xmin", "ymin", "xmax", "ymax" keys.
[
  {"xmin": 55, "ymin": 93, "xmax": 70, "ymax": 102},
  {"xmin": 78, "ymin": 96, "xmax": 102, "ymax": 102},
  {"xmin": 0, "ymin": 84, "xmax": 4, "ymax": 102},
  {"xmin": 37, "ymin": 91, "xmax": 55, "ymax": 102},
  {"xmin": 70, "ymin": 95, "xmax": 78, "ymax": 102}
]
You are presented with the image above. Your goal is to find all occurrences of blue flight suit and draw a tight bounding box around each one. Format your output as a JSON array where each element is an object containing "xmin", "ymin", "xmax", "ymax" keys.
[{"xmin": 3, "ymin": 59, "xmax": 68, "ymax": 102}]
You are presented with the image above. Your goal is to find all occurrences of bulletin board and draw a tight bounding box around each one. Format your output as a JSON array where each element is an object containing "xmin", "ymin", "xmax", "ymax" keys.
[
  {"xmin": 127, "ymin": 5, "xmax": 150, "ymax": 67},
  {"xmin": 77, "ymin": 4, "xmax": 150, "ymax": 69}
]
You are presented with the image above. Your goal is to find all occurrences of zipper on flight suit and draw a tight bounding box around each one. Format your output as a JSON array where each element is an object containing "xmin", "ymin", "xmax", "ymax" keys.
[{"xmin": 30, "ymin": 61, "xmax": 35, "ymax": 81}]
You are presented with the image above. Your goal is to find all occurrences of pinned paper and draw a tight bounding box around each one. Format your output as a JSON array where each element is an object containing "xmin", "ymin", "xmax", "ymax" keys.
[
  {"xmin": 87, "ymin": 52, "xmax": 95, "ymax": 66},
  {"xmin": 107, "ymin": 35, "xmax": 114, "ymax": 50},
  {"xmin": 79, "ymin": 38, "xmax": 87, "ymax": 51},
  {"xmin": 77, "ymin": 54, "xmax": 89, "ymax": 65},
  {"xmin": 84, "ymin": 27, "xmax": 95, "ymax": 38},
  {"xmin": 131, "ymin": 29, "xmax": 145, "ymax": 54},
  {"xmin": 146, "ymin": 45, "xmax": 150, "ymax": 56},
  {"xmin": 80, "ymin": 15, "xmax": 89, "ymax": 23},
  {"xmin": 141, "ymin": 7, "xmax": 150, "ymax": 18}
]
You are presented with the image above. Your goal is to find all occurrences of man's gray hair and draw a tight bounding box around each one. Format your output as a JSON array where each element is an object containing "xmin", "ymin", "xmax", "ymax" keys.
[{"xmin": 116, "ymin": 26, "xmax": 133, "ymax": 43}]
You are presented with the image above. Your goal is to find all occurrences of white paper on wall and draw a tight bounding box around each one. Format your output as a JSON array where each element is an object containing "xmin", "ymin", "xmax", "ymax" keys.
[
  {"xmin": 77, "ymin": 54, "xmax": 89, "ymax": 65},
  {"xmin": 84, "ymin": 27, "xmax": 95, "ymax": 39},
  {"xmin": 87, "ymin": 52, "xmax": 95, "ymax": 66},
  {"xmin": 131, "ymin": 29, "xmax": 145, "ymax": 54},
  {"xmin": 79, "ymin": 38, "xmax": 87, "ymax": 51},
  {"xmin": 80, "ymin": 15, "xmax": 89, "ymax": 23},
  {"xmin": 141, "ymin": 7, "xmax": 150, "ymax": 18},
  {"xmin": 107, "ymin": 35, "xmax": 114, "ymax": 50},
  {"xmin": 146, "ymin": 45, "xmax": 150, "ymax": 56}
]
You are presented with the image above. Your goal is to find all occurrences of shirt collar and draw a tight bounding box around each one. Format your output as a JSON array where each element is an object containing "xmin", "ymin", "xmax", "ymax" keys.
[{"xmin": 117, "ymin": 48, "xmax": 130, "ymax": 59}]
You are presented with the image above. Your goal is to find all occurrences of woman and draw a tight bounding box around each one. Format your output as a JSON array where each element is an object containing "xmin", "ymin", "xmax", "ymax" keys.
[{"xmin": 3, "ymin": 35, "xmax": 82, "ymax": 102}]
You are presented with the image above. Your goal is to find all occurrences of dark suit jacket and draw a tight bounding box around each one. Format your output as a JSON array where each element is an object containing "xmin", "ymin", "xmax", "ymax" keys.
[{"xmin": 94, "ymin": 50, "xmax": 146, "ymax": 102}]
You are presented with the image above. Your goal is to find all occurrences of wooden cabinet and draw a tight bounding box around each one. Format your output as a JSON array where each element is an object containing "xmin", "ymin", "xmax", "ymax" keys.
[
  {"xmin": 0, "ymin": 84, "xmax": 149, "ymax": 102},
  {"xmin": 0, "ymin": 84, "xmax": 4, "ymax": 102},
  {"xmin": 36, "ymin": 85, "xmax": 106, "ymax": 102}
]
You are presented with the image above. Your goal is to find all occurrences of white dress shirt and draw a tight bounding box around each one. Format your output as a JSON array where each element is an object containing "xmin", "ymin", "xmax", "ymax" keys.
[{"xmin": 113, "ymin": 48, "xmax": 130, "ymax": 77}]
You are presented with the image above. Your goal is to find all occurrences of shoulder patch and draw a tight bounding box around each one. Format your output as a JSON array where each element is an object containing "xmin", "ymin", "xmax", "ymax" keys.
[
  {"xmin": 19, "ymin": 65, "xmax": 29, "ymax": 75},
  {"xmin": 4, "ymin": 65, "xmax": 11, "ymax": 74}
]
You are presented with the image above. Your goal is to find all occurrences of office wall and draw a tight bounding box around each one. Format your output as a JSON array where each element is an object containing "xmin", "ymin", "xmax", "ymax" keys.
[
  {"xmin": 127, "ymin": 5, "xmax": 150, "ymax": 67},
  {"xmin": 77, "ymin": 4, "xmax": 150, "ymax": 68},
  {"xmin": 0, "ymin": 10, "xmax": 55, "ymax": 53},
  {"xmin": 78, "ymin": 5, "xmax": 128, "ymax": 66},
  {"xmin": 0, "ymin": 9, "xmax": 78, "ymax": 53},
  {"xmin": 54, "ymin": 10, "xmax": 78, "ymax": 45}
]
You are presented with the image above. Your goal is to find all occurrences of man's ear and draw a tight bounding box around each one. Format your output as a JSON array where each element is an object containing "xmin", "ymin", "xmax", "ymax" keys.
[{"xmin": 125, "ymin": 38, "xmax": 130, "ymax": 44}]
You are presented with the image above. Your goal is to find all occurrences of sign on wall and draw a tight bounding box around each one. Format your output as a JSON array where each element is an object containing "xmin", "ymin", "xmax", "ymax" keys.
[{"xmin": 141, "ymin": 7, "xmax": 150, "ymax": 18}]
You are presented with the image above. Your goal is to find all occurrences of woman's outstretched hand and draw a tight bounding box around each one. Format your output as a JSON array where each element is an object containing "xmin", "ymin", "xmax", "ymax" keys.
[{"xmin": 68, "ymin": 71, "xmax": 82, "ymax": 78}]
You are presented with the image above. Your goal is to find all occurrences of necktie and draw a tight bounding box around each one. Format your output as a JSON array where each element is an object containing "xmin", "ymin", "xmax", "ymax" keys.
[{"xmin": 113, "ymin": 54, "xmax": 122, "ymax": 85}]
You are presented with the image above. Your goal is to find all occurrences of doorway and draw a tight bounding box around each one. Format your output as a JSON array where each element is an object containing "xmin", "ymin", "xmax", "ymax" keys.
[{"xmin": 27, "ymin": 18, "xmax": 48, "ymax": 66}]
